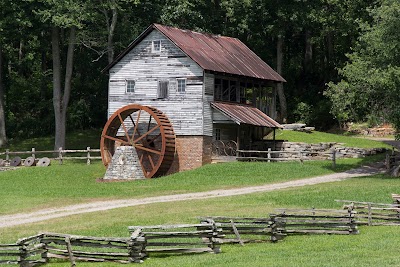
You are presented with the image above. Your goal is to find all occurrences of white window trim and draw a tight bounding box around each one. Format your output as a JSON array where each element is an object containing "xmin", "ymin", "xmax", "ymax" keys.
[
  {"xmin": 177, "ymin": 78, "xmax": 186, "ymax": 93},
  {"xmin": 152, "ymin": 40, "xmax": 161, "ymax": 53},
  {"xmin": 126, "ymin": 79, "xmax": 135, "ymax": 94}
]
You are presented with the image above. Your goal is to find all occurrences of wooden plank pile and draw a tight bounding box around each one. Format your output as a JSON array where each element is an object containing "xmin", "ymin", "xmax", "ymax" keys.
[
  {"xmin": 200, "ymin": 216, "xmax": 285, "ymax": 244},
  {"xmin": 272, "ymin": 208, "xmax": 359, "ymax": 235},
  {"xmin": 127, "ymin": 223, "xmax": 222, "ymax": 257},
  {"xmin": 336, "ymin": 199, "xmax": 400, "ymax": 226}
]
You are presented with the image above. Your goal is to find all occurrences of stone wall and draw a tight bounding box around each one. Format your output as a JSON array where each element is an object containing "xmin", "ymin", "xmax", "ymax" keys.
[
  {"xmin": 275, "ymin": 142, "xmax": 386, "ymax": 160},
  {"xmin": 168, "ymin": 135, "xmax": 212, "ymax": 174}
]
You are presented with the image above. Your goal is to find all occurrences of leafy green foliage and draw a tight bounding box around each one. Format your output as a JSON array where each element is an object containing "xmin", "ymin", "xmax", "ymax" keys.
[{"xmin": 326, "ymin": 0, "xmax": 400, "ymax": 130}]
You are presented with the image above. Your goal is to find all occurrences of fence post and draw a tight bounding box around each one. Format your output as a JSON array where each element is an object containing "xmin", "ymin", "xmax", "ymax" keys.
[
  {"xmin": 386, "ymin": 151, "xmax": 390, "ymax": 170},
  {"xmin": 332, "ymin": 149, "xmax": 336, "ymax": 169},
  {"xmin": 367, "ymin": 203, "xmax": 372, "ymax": 226},
  {"xmin": 5, "ymin": 149, "xmax": 9, "ymax": 163},
  {"xmin": 267, "ymin": 148, "xmax": 271, "ymax": 163},
  {"xmin": 32, "ymin": 148, "xmax": 35, "ymax": 159},
  {"xmin": 58, "ymin": 147, "xmax": 63, "ymax": 165},
  {"xmin": 87, "ymin": 147, "xmax": 91, "ymax": 165},
  {"xmin": 299, "ymin": 151, "xmax": 303, "ymax": 164}
]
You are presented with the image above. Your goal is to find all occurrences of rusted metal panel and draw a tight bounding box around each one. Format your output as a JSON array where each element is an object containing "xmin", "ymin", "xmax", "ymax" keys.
[
  {"xmin": 104, "ymin": 24, "xmax": 285, "ymax": 83},
  {"xmin": 211, "ymin": 102, "xmax": 282, "ymax": 128},
  {"xmin": 155, "ymin": 24, "xmax": 285, "ymax": 82}
]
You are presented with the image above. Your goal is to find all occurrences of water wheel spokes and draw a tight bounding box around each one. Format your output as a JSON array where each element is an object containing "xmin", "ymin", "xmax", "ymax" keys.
[{"xmin": 100, "ymin": 104, "xmax": 176, "ymax": 178}]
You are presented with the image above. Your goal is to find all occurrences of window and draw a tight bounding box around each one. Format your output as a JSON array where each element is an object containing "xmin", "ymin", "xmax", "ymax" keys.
[
  {"xmin": 126, "ymin": 80, "xmax": 135, "ymax": 93},
  {"xmin": 152, "ymin": 40, "xmax": 161, "ymax": 53},
  {"xmin": 215, "ymin": 129, "xmax": 221, "ymax": 140},
  {"xmin": 158, "ymin": 81, "xmax": 169, "ymax": 99},
  {"xmin": 177, "ymin": 78, "xmax": 186, "ymax": 93}
]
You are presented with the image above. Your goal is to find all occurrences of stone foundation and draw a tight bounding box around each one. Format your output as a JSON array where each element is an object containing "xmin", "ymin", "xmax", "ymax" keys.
[
  {"xmin": 168, "ymin": 135, "xmax": 212, "ymax": 174},
  {"xmin": 104, "ymin": 146, "xmax": 145, "ymax": 180}
]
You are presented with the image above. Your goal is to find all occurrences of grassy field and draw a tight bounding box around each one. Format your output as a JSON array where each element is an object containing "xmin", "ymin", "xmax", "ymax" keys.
[
  {"xmin": 0, "ymin": 155, "xmax": 383, "ymax": 215},
  {"xmin": 0, "ymin": 130, "xmax": 396, "ymax": 266},
  {"xmin": 1, "ymin": 174, "xmax": 399, "ymax": 266}
]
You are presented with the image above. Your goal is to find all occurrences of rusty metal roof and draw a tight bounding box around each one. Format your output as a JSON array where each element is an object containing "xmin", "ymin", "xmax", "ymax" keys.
[
  {"xmin": 104, "ymin": 24, "xmax": 286, "ymax": 82},
  {"xmin": 211, "ymin": 102, "xmax": 283, "ymax": 128}
]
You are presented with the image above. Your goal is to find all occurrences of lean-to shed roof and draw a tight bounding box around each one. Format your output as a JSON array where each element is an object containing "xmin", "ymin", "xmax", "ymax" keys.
[
  {"xmin": 104, "ymin": 24, "xmax": 286, "ymax": 82},
  {"xmin": 211, "ymin": 102, "xmax": 283, "ymax": 128}
]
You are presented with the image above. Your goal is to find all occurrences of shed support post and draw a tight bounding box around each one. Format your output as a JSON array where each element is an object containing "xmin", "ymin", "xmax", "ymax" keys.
[
  {"xmin": 273, "ymin": 128, "xmax": 276, "ymax": 150},
  {"xmin": 236, "ymin": 125, "xmax": 240, "ymax": 157}
]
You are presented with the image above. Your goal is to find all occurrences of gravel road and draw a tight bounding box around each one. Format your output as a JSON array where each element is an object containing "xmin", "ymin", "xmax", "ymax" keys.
[{"xmin": 0, "ymin": 163, "xmax": 385, "ymax": 229}]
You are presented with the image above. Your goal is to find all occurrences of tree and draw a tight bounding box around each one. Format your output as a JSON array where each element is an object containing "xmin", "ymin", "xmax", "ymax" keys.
[
  {"xmin": 34, "ymin": 0, "xmax": 91, "ymax": 149},
  {"xmin": 0, "ymin": 47, "xmax": 6, "ymax": 147},
  {"xmin": 326, "ymin": 0, "xmax": 400, "ymax": 130}
]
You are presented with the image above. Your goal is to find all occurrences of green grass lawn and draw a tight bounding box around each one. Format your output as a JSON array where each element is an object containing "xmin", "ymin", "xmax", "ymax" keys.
[
  {"xmin": 0, "ymin": 130, "xmax": 396, "ymax": 266},
  {"xmin": 1, "ymin": 174, "xmax": 399, "ymax": 266},
  {"xmin": 270, "ymin": 129, "xmax": 392, "ymax": 149},
  {"xmin": 0, "ymin": 155, "xmax": 383, "ymax": 215}
]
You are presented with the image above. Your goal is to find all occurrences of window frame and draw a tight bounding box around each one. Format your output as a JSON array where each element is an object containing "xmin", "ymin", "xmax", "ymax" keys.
[
  {"xmin": 157, "ymin": 80, "xmax": 169, "ymax": 99},
  {"xmin": 126, "ymin": 80, "xmax": 136, "ymax": 94},
  {"xmin": 177, "ymin": 78, "xmax": 186, "ymax": 93},
  {"xmin": 152, "ymin": 40, "xmax": 161, "ymax": 53},
  {"xmin": 215, "ymin": 128, "xmax": 221, "ymax": 141}
]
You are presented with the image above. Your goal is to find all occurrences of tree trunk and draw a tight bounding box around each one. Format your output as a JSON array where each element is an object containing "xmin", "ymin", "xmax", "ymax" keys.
[
  {"xmin": 0, "ymin": 46, "xmax": 7, "ymax": 147},
  {"xmin": 107, "ymin": 0, "xmax": 118, "ymax": 64},
  {"xmin": 276, "ymin": 35, "xmax": 287, "ymax": 123},
  {"xmin": 304, "ymin": 30, "xmax": 313, "ymax": 73},
  {"xmin": 52, "ymin": 26, "xmax": 76, "ymax": 150}
]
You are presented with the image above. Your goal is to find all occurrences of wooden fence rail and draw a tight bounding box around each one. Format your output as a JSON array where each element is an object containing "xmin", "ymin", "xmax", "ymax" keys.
[
  {"xmin": 236, "ymin": 149, "xmax": 337, "ymax": 167},
  {"xmin": 336, "ymin": 200, "xmax": 400, "ymax": 226},
  {"xmin": 0, "ymin": 147, "xmax": 101, "ymax": 165},
  {"xmin": 0, "ymin": 232, "xmax": 146, "ymax": 266},
  {"xmin": 272, "ymin": 208, "xmax": 359, "ymax": 235},
  {"xmin": 128, "ymin": 223, "xmax": 222, "ymax": 256},
  {"xmin": 199, "ymin": 216, "xmax": 286, "ymax": 244}
]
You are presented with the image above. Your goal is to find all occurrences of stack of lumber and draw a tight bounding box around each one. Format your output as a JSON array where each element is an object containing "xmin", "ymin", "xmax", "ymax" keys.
[
  {"xmin": 128, "ymin": 223, "xmax": 222, "ymax": 257},
  {"xmin": 272, "ymin": 208, "xmax": 359, "ymax": 235},
  {"xmin": 200, "ymin": 216, "xmax": 285, "ymax": 244},
  {"xmin": 337, "ymin": 199, "xmax": 400, "ymax": 226},
  {"xmin": 40, "ymin": 232, "xmax": 146, "ymax": 264}
]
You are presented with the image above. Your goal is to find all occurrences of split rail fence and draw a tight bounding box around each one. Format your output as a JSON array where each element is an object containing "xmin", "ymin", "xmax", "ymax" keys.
[
  {"xmin": 336, "ymin": 199, "xmax": 400, "ymax": 226},
  {"xmin": 272, "ymin": 208, "xmax": 359, "ymax": 235},
  {"xmin": 200, "ymin": 216, "xmax": 285, "ymax": 244},
  {"xmin": 4, "ymin": 194, "xmax": 400, "ymax": 266},
  {"xmin": 127, "ymin": 223, "xmax": 222, "ymax": 256},
  {"xmin": 0, "ymin": 147, "xmax": 101, "ymax": 166}
]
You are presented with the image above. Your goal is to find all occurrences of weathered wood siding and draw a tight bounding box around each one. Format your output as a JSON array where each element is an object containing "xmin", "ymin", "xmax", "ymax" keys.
[
  {"xmin": 202, "ymin": 73, "xmax": 214, "ymax": 137},
  {"xmin": 108, "ymin": 30, "xmax": 208, "ymax": 136}
]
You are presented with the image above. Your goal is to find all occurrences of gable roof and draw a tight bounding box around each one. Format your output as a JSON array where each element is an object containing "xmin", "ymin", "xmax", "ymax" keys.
[{"xmin": 103, "ymin": 24, "xmax": 286, "ymax": 82}]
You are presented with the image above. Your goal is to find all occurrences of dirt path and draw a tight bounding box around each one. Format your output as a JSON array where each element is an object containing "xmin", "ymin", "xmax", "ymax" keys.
[{"xmin": 0, "ymin": 164, "xmax": 386, "ymax": 229}]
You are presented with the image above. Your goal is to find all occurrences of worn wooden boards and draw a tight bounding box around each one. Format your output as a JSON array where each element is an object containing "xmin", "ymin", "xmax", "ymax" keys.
[
  {"xmin": 272, "ymin": 208, "xmax": 359, "ymax": 235},
  {"xmin": 128, "ymin": 223, "xmax": 221, "ymax": 256},
  {"xmin": 200, "ymin": 216, "xmax": 286, "ymax": 244},
  {"xmin": 337, "ymin": 199, "xmax": 400, "ymax": 226}
]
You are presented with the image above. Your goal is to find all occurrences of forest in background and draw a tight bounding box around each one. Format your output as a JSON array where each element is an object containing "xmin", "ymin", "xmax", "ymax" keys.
[{"xmin": 0, "ymin": 0, "xmax": 398, "ymax": 148}]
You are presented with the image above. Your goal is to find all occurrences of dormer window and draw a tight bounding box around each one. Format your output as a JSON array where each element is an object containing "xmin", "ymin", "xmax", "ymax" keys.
[{"xmin": 152, "ymin": 40, "xmax": 161, "ymax": 53}]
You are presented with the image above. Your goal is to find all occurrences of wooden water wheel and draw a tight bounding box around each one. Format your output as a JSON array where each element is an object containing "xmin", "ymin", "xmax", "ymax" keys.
[{"xmin": 100, "ymin": 104, "xmax": 176, "ymax": 178}]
